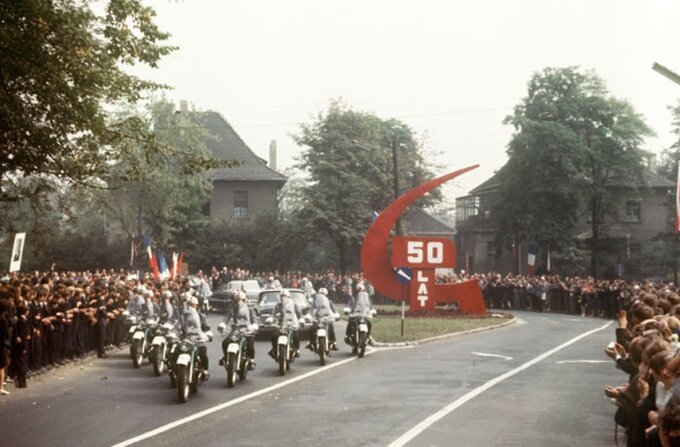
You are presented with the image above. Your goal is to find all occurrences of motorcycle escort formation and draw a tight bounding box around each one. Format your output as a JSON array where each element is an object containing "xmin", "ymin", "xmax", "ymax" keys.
[{"xmin": 218, "ymin": 322, "xmax": 257, "ymax": 388}]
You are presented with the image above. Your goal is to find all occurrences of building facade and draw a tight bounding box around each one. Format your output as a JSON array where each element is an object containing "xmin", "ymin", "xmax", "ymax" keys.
[
  {"xmin": 198, "ymin": 110, "xmax": 287, "ymax": 221},
  {"xmin": 455, "ymin": 167, "xmax": 674, "ymax": 279}
]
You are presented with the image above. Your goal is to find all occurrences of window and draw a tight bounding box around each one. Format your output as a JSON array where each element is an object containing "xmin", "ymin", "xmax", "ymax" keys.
[
  {"xmin": 624, "ymin": 200, "xmax": 641, "ymax": 223},
  {"xmin": 234, "ymin": 191, "xmax": 248, "ymax": 218}
]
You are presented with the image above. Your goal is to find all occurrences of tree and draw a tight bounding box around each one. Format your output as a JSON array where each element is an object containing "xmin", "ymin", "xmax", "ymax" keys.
[
  {"xmin": 293, "ymin": 100, "xmax": 440, "ymax": 273},
  {"xmin": 497, "ymin": 67, "xmax": 651, "ymax": 277},
  {"xmin": 0, "ymin": 0, "xmax": 220, "ymax": 203}
]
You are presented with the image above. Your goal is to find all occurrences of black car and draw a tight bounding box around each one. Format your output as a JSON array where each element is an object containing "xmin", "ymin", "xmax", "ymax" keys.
[
  {"xmin": 257, "ymin": 288, "xmax": 312, "ymax": 334},
  {"xmin": 211, "ymin": 280, "xmax": 262, "ymax": 313}
]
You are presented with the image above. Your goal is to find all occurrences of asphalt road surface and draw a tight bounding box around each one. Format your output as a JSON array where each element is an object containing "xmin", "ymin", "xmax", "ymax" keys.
[{"xmin": 0, "ymin": 311, "xmax": 621, "ymax": 447}]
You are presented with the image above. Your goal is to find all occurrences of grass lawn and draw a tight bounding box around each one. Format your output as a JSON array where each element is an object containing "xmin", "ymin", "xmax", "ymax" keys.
[{"xmin": 372, "ymin": 315, "xmax": 510, "ymax": 343}]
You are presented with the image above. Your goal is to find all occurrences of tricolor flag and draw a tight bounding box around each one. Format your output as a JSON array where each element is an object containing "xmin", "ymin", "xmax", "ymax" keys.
[
  {"xmin": 527, "ymin": 244, "xmax": 538, "ymax": 276},
  {"xmin": 159, "ymin": 251, "xmax": 170, "ymax": 279},
  {"xmin": 675, "ymin": 164, "xmax": 680, "ymax": 235}
]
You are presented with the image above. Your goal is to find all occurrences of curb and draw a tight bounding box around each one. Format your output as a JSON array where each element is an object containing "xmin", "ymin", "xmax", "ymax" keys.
[{"xmin": 372, "ymin": 315, "xmax": 517, "ymax": 348}]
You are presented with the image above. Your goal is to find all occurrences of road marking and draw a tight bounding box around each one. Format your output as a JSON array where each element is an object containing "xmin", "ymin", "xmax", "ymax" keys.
[
  {"xmin": 556, "ymin": 360, "xmax": 610, "ymax": 364},
  {"xmin": 112, "ymin": 355, "xmax": 360, "ymax": 447},
  {"xmin": 472, "ymin": 352, "xmax": 513, "ymax": 360},
  {"xmin": 388, "ymin": 320, "xmax": 613, "ymax": 447}
]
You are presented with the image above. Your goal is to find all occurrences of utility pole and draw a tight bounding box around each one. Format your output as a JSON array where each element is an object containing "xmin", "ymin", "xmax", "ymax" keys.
[{"xmin": 392, "ymin": 139, "xmax": 402, "ymax": 236}]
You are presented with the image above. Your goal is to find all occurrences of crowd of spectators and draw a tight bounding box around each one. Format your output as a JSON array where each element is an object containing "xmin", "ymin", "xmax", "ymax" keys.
[
  {"xmin": 8, "ymin": 265, "xmax": 680, "ymax": 446},
  {"xmin": 0, "ymin": 267, "xmax": 374, "ymax": 395}
]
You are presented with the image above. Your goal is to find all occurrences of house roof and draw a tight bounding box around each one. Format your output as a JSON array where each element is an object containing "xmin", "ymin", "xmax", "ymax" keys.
[
  {"xmin": 464, "ymin": 168, "xmax": 673, "ymax": 197},
  {"xmin": 402, "ymin": 207, "xmax": 455, "ymax": 236},
  {"xmin": 468, "ymin": 171, "xmax": 501, "ymax": 195},
  {"xmin": 198, "ymin": 111, "xmax": 287, "ymax": 183}
]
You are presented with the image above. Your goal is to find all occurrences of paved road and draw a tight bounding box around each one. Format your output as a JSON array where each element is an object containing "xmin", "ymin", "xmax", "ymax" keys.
[{"xmin": 0, "ymin": 311, "xmax": 620, "ymax": 446}]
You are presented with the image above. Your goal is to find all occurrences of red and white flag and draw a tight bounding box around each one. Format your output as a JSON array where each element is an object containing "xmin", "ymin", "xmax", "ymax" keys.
[{"xmin": 676, "ymin": 164, "xmax": 680, "ymax": 235}]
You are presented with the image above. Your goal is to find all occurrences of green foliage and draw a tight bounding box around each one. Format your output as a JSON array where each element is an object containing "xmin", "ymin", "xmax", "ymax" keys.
[
  {"xmin": 0, "ymin": 0, "xmax": 220, "ymax": 203},
  {"xmin": 292, "ymin": 100, "xmax": 440, "ymax": 273},
  {"xmin": 495, "ymin": 67, "xmax": 651, "ymax": 276}
]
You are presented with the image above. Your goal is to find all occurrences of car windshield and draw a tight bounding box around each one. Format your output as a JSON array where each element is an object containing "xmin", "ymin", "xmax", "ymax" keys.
[
  {"xmin": 260, "ymin": 292, "xmax": 281, "ymax": 305},
  {"xmin": 290, "ymin": 291, "xmax": 308, "ymax": 307},
  {"xmin": 242, "ymin": 280, "xmax": 261, "ymax": 292}
]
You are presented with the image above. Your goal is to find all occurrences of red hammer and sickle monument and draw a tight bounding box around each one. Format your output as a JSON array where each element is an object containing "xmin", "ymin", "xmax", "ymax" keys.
[{"xmin": 360, "ymin": 165, "xmax": 487, "ymax": 315}]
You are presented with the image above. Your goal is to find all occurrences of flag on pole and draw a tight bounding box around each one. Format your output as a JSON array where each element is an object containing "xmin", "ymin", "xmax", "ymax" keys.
[
  {"xmin": 675, "ymin": 164, "xmax": 680, "ymax": 234},
  {"xmin": 130, "ymin": 240, "xmax": 137, "ymax": 267},
  {"xmin": 158, "ymin": 251, "xmax": 170, "ymax": 279},
  {"xmin": 171, "ymin": 252, "xmax": 179, "ymax": 279},
  {"xmin": 527, "ymin": 244, "xmax": 538, "ymax": 276}
]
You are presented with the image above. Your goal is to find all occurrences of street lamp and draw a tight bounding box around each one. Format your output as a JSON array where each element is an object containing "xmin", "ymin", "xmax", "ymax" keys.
[{"xmin": 352, "ymin": 139, "xmax": 404, "ymax": 236}]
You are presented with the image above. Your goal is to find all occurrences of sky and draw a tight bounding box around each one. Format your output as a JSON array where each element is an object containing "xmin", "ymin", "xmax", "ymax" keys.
[{"xmin": 134, "ymin": 0, "xmax": 680, "ymax": 204}]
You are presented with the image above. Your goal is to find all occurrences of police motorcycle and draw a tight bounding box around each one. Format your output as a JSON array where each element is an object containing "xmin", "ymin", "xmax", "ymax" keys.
[
  {"xmin": 218, "ymin": 321, "xmax": 257, "ymax": 388},
  {"xmin": 148, "ymin": 321, "xmax": 179, "ymax": 376},
  {"xmin": 308, "ymin": 314, "xmax": 337, "ymax": 366},
  {"xmin": 266, "ymin": 315, "xmax": 302, "ymax": 376},
  {"xmin": 344, "ymin": 308, "xmax": 377, "ymax": 358},
  {"xmin": 174, "ymin": 328, "xmax": 213, "ymax": 403},
  {"xmin": 127, "ymin": 314, "xmax": 158, "ymax": 368}
]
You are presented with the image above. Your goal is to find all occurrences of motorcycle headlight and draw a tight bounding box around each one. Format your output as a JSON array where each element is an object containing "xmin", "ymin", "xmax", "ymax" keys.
[{"xmin": 180, "ymin": 343, "xmax": 190, "ymax": 352}]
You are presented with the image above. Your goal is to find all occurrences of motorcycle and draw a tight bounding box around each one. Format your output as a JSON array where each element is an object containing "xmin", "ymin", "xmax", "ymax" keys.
[
  {"xmin": 308, "ymin": 314, "xmax": 336, "ymax": 366},
  {"xmin": 173, "ymin": 329, "xmax": 212, "ymax": 403},
  {"xmin": 218, "ymin": 322, "xmax": 257, "ymax": 388},
  {"xmin": 266, "ymin": 316, "xmax": 301, "ymax": 376},
  {"xmin": 344, "ymin": 308, "xmax": 376, "ymax": 358},
  {"xmin": 148, "ymin": 322, "xmax": 178, "ymax": 376},
  {"xmin": 131, "ymin": 317, "xmax": 157, "ymax": 368}
]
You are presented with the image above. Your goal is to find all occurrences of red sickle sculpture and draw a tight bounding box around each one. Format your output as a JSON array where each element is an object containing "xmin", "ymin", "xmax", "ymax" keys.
[{"xmin": 360, "ymin": 165, "xmax": 487, "ymax": 315}]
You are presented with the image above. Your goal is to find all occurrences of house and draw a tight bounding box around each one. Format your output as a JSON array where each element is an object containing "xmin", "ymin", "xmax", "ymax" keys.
[
  {"xmin": 454, "ymin": 163, "xmax": 675, "ymax": 279},
  {"xmin": 196, "ymin": 108, "xmax": 287, "ymax": 221}
]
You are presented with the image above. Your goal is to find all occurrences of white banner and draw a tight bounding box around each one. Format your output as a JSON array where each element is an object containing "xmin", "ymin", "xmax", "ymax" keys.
[{"xmin": 9, "ymin": 232, "xmax": 26, "ymax": 272}]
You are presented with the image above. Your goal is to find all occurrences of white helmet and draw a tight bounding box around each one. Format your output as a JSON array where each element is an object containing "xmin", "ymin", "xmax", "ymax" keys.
[
  {"xmin": 356, "ymin": 283, "xmax": 365, "ymax": 291},
  {"xmin": 181, "ymin": 291, "xmax": 193, "ymax": 301},
  {"xmin": 235, "ymin": 290, "xmax": 246, "ymax": 300},
  {"xmin": 188, "ymin": 296, "xmax": 199, "ymax": 306},
  {"xmin": 281, "ymin": 289, "xmax": 290, "ymax": 298},
  {"xmin": 319, "ymin": 287, "xmax": 328, "ymax": 296},
  {"xmin": 136, "ymin": 285, "xmax": 146, "ymax": 293},
  {"xmin": 162, "ymin": 290, "xmax": 173, "ymax": 299}
]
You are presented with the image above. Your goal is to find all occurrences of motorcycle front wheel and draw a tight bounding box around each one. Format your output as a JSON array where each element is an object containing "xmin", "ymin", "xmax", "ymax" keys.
[
  {"xmin": 226, "ymin": 353, "xmax": 237, "ymax": 388},
  {"xmin": 152, "ymin": 345, "xmax": 166, "ymax": 376},
  {"xmin": 318, "ymin": 336, "xmax": 326, "ymax": 366},
  {"xmin": 177, "ymin": 365, "xmax": 190, "ymax": 403},
  {"xmin": 358, "ymin": 332, "xmax": 367, "ymax": 358},
  {"xmin": 278, "ymin": 345, "xmax": 286, "ymax": 376},
  {"xmin": 132, "ymin": 340, "xmax": 144, "ymax": 368}
]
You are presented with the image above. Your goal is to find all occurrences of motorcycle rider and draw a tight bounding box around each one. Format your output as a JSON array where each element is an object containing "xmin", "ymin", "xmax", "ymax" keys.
[
  {"xmin": 218, "ymin": 290, "xmax": 257, "ymax": 369},
  {"xmin": 125, "ymin": 285, "xmax": 146, "ymax": 317},
  {"xmin": 268, "ymin": 289, "xmax": 303, "ymax": 359},
  {"xmin": 181, "ymin": 293, "xmax": 211, "ymax": 377},
  {"xmin": 159, "ymin": 290, "xmax": 176, "ymax": 324},
  {"xmin": 307, "ymin": 287, "xmax": 338, "ymax": 351},
  {"xmin": 345, "ymin": 283, "xmax": 373, "ymax": 344}
]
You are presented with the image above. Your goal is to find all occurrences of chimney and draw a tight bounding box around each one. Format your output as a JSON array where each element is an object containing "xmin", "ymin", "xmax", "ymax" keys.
[
  {"xmin": 179, "ymin": 100, "xmax": 188, "ymax": 115},
  {"xmin": 269, "ymin": 140, "xmax": 277, "ymax": 171},
  {"xmin": 648, "ymin": 154, "xmax": 657, "ymax": 173}
]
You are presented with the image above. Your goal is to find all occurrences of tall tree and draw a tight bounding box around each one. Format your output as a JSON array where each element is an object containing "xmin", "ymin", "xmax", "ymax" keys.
[
  {"xmin": 89, "ymin": 100, "xmax": 223, "ymax": 250},
  {"xmin": 497, "ymin": 67, "xmax": 651, "ymax": 277},
  {"xmin": 293, "ymin": 100, "xmax": 440, "ymax": 273},
  {"xmin": 0, "ymin": 0, "xmax": 218, "ymax": 203}
]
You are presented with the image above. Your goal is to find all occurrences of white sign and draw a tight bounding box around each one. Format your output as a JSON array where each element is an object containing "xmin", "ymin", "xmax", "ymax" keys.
[{"xmin": 9, "ymin": 232, "xmax": 26, "ymax": 272}]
